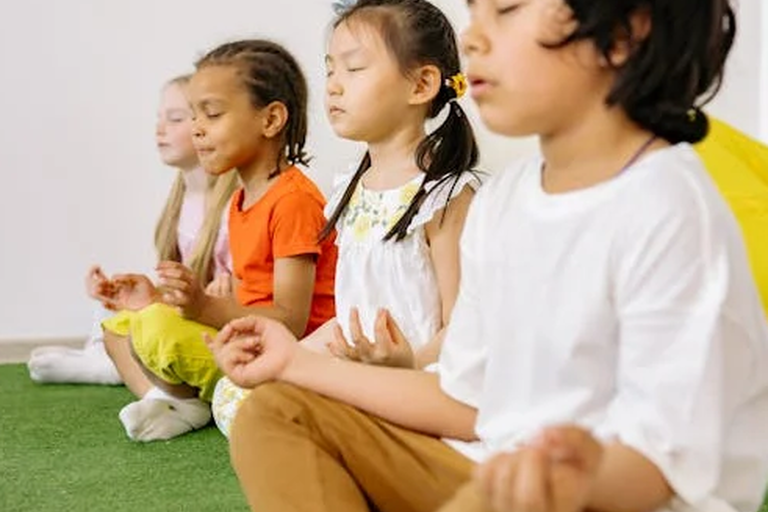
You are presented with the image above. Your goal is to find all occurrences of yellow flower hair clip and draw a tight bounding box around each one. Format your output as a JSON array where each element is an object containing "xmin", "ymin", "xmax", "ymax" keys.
[{"xmin": 445, "ymin": 73, "xmax": 468, "ymax": 99}]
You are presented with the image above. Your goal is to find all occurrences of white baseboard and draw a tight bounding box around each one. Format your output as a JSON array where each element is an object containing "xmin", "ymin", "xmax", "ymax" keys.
[{"xmin": 0, "ymin": 337, "xmax": 85, "ymax": 364}]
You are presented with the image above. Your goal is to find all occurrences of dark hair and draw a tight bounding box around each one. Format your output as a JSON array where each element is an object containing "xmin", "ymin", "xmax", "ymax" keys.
[
  {"xmin": 195, "ymin": 39, "xmax": 311, "ymax": 167},
  {"xmin": 552, "ymin": 0, "xmax": 736, "ymax": 144},
  {"xmin": 320, "ymin": 0, "xmax": 480, "ymax": 242}
]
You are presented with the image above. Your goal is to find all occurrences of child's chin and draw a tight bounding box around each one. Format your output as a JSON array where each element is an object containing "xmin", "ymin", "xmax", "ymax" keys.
[
  {"xmin": 482, "ymin": 114, "xmax": 536, "ymax": 139},
  {"xmin": 204, "ymin": 166, "xmax": 229, "ymax": 176}
]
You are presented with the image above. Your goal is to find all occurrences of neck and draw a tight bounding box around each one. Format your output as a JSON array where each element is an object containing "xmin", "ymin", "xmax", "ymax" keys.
[
  {"xmin": 539, "ymin": 107, "xmax": 665, "ymax": 193},
  {"xmin": 237, "ymin": 150, "xmax": 288, "ymax": 203},
  {"xmin": 365, "ymin": 122, "xmax": 426, "ymax": 187},
  {"xmin": 181, "ymin": 165, "xmax": 209, "ymax": 193}
]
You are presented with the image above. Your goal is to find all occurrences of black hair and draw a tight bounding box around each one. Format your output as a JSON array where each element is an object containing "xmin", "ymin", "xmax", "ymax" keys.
[
  {"xmin": 553, "ymin": 0, "xmax": 736, "ymax": 143},
  {"xmin": 196, "ymin": 39, "xmax": 311, "ymax": 167},
  {"xmin": 320, "ymin": 0, "xmax": 480, "ymax": 242}
]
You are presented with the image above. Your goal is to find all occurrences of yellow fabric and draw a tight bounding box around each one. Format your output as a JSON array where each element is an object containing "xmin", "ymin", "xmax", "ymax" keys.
[
  {"xmin": 102, "ymin": 303, "xmax": 222, "ymax": 402},
  {"xmin": 101, "ymin": 310, "xmax": 137, "ymax": 337},
  {"xmin": 695, "ymin": 119, "xmax": 768, "ymax": 318}
]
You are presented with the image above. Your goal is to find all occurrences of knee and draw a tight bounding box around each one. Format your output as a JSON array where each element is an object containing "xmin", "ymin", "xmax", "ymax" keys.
[
  {"xmin": 130, "ymin": 304, "xmax": 186, "ymax": 355},
  {"xmin": 134, "ymin": 304, "xmax": 181, "ymax": 337},
  {"xmin": 231, "ymin": 382, "xmax": 310, "ymax": 435}
]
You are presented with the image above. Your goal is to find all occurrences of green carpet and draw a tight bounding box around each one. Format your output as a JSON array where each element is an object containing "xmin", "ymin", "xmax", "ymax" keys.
[
  {"xmin": 0, "ymin": 364, "xmax": 249, "ymax": 512},
  {"xmin": 3, "ymin": 363, "xmax": 767, "ymax": 512}
]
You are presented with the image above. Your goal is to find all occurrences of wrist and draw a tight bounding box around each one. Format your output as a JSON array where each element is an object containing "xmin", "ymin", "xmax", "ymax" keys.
[
  {"xmin": 280, "ymin": 345, "xmax": 317, "ymax": 385},
  {"xmin": 181, "ymin": 291, "xmax": 210, "ymax": 320}
]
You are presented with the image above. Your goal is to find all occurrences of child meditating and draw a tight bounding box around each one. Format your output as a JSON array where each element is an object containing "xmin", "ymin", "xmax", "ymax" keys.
[
  {"xmin": 104, "ymin": 40, "xmax": 337, "ymax": 442},
  {"xmin": 28, "ymin": 75, "xmax": 237, "ymax": 390},
  {"xmin": 209, "ymin": 1, "xmax": 768, "ymax": 511}
]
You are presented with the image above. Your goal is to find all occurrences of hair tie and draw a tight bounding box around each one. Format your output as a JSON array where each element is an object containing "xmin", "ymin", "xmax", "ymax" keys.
[
  {"xmin": 445, "ymin": 73, "xmax": 468, "ymax": 100},
  {"xmin": 332, "ymin": 0, "xmax": 357, "ymax": 15}
]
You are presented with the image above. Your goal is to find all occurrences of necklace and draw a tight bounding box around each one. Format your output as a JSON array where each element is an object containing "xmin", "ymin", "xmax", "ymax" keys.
[
  {"xmin": 618, "ymin": 134, "xmax": 657, "ymax": 175},
  {"xmin": 541, "ymin": 134, "xmax": 658, "ymax": 189}
]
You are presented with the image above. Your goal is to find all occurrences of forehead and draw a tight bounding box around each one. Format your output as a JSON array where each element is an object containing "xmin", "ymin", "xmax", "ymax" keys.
[
  {"xmin": 328, "ymin": 19, "xmax": 387, "ymax": 57},
  {"xmin": 160, "ymin": 82, "xmax": 189, "ymax": 107},
  {"xmin": 188, "ymin": 65, "xmax": 245, "ymax": 99}
]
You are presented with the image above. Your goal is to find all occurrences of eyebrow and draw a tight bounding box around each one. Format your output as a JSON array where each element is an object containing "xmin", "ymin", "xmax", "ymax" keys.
[
  {"xmin": 194, "ymin": 98, "xmax": 225, "ymax": 108},
  {"xmin": 324, "ymin": 48, "xmax": 363, "ymax": 64}
]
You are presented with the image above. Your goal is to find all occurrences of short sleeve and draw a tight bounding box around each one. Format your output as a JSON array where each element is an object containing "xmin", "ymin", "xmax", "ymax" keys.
[
  {"xmin": 271, "ymin": 191, "xmax": 327, "ymax": 259},
  {"xmin": 437, "ymin": 184, "xmax": 489, "ymax": 408},
  {"xmin": 594, "ymin": 186, "xmax": 740, "ymax": 505},
  {"xmin": 408, "ymin": 171, "xmax": 483, "ymax": 234}
]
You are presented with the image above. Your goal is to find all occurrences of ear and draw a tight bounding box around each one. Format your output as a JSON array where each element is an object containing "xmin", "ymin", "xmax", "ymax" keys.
[
  {"xmin": 407, "ymin": 64, "xmax": 442, "ymax": 107},
  {"xmin": 606, "ymin": 7, "xmax": 651, "ymax": 67},
  {"xmin": 260, "ymin": 101, "xmax": 289, "ymax": 139},
  {"xmin": 539, "ymin": 0, "xmax": 578, "ymax": 45}
]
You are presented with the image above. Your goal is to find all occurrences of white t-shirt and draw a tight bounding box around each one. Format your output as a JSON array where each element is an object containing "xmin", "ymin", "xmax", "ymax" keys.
[
  {"xmin": 438, "ymin": 143, "xmax": 768, "ymax": 512},
  {"xmin": 326, "ymin": 169, "xmax": 480, "ymax": 349}
]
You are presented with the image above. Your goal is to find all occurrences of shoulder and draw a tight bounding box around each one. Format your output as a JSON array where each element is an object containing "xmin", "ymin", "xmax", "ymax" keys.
[
  {"xmin": 270, "ymin": 168, "xmax": 327, "ymax": 211},
  {"xmin": 463, "ymin": 156, "xmax": 540, "ymax": 228},
  {"xmin": 617, "ymin": 143, "xmax": 733, "ymax": 234},
  {"xmin": 409, "ymin": 170, "xmax": 487, "ymax": 233}
]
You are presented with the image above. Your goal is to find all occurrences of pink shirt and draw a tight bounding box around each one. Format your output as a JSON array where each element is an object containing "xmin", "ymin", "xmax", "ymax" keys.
[{"xmin": 177, "ymin": 178, "xmax": 232, "ymax": 277}]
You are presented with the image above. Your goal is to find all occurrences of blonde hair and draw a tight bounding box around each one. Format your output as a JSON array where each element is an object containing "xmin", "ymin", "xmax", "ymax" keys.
[
  {"xmin": 153, "ymin": 74, "xmax": 239, "ymax": 284},
  {"xmin": 154, "ymin": 172, "xmax": 239, "ymax": 285}
]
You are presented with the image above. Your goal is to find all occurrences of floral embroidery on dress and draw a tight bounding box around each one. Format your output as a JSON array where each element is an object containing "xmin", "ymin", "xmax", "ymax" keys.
[
  {"xmin": 342, "ymin": 177, "xmax": 423, "ymax": 242},
  {"xmin": 212, "ymin": 376, "xmax": 250, "ymax": 438}
]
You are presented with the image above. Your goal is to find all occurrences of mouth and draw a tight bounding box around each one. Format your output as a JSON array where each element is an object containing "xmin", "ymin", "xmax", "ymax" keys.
[
  {"xmin": 328, "ymin": 106, "xmax": 345, "ymax": 116},
  {"xmin": 467, "ymin": 74, "xmax": 495, "ymax": 97},
  {"xmin": 195, "ymin": 146, "xmax": 215, "ymax": 156}
]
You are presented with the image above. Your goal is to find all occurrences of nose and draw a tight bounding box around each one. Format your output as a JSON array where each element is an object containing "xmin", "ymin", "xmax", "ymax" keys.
[
  {"xmin": 155, "ymin": 118, "xmax": 166, "ymax": 137},
  {"xmin": 191, "ymin": 119, "xmax": 204, "ymax": 139},
  {"xmin": 326, "ymin": 73, "xmax": 342, "ymax": 97},
  {"xmin": 460, "ymin": 21, "xmax": 489, "ymax": 57}
]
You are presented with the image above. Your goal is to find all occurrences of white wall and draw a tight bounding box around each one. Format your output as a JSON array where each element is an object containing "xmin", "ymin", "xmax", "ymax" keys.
[
  {"xmin": 762, "ymin": 0, "xmax": 768, "ymax": 141},
  {"xmin": 0, "ymin": 0, "xmax": 763, "ymax": 342},
  {"xmin": 707, "ymin": 0, "xmax": 764, "ymax": 140}
]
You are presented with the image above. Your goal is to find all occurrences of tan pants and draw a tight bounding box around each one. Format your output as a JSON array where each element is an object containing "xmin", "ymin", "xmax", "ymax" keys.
[{"xmin": 230, "ymin": 382, "xmax": 495, "ymax": 512}]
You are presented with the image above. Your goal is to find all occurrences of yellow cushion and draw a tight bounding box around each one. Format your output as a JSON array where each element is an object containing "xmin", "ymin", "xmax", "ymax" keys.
[{"xmin": 695, "ymin": 119, "xmax": 768, "ymax": 318}]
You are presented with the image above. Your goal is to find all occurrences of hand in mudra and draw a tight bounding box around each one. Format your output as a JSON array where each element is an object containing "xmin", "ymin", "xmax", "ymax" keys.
[{"xmin": 326, "ymin": 308, "xmax": 415, "ymax": 368}]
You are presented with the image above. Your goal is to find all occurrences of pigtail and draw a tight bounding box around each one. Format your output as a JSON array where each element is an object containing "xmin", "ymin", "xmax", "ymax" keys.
[
  {"xmin": 384, "ymin": 100, "xmax": 480, "ymax": 241},
  {"xmin": 319, "ymin": 152, "xmax": 372, "ymax": 242}
]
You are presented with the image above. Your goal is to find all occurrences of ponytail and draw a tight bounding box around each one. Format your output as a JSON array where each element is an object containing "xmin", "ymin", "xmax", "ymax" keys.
[{"xmin": 385, "ymin": 101, "xmax": 479, "ymax": 241}]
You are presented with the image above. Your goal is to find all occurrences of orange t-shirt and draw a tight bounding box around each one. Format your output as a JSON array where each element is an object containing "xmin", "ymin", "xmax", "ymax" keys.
[{"xmin": 229, "ymin": 167, "xmax": 337, "ymax": 336}]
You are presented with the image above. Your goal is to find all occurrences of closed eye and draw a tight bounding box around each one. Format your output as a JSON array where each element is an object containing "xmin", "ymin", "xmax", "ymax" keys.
[{"xmin": 497, "ymin": 3, "xmax": 520, "ymax": 15}]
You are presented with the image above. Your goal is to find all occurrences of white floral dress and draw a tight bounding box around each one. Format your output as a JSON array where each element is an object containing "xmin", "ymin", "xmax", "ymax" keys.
[{"xmin": 212, "ymin": 169, "xmax": 481, "ymax": 438}]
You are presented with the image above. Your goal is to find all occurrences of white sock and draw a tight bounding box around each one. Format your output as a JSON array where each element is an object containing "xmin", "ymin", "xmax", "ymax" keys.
[
  {"xmin": 119, "ymin": 387, "xmax": 211, "ymax": 442},
  {"xmin": 28, "ymin": 342, "xmax": 122, "ymax": 385}
]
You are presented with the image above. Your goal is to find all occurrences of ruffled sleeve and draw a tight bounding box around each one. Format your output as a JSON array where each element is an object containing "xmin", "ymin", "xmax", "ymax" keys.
[{"xmin": 407, "ymin": 171, "xmax": 483, "ymax": 234}]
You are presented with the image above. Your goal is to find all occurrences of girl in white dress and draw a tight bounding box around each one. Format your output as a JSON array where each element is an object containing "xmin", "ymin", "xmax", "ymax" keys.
[{"xmin": 211, "ymin": 0, "xmax": 482, "ymax": 436}]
